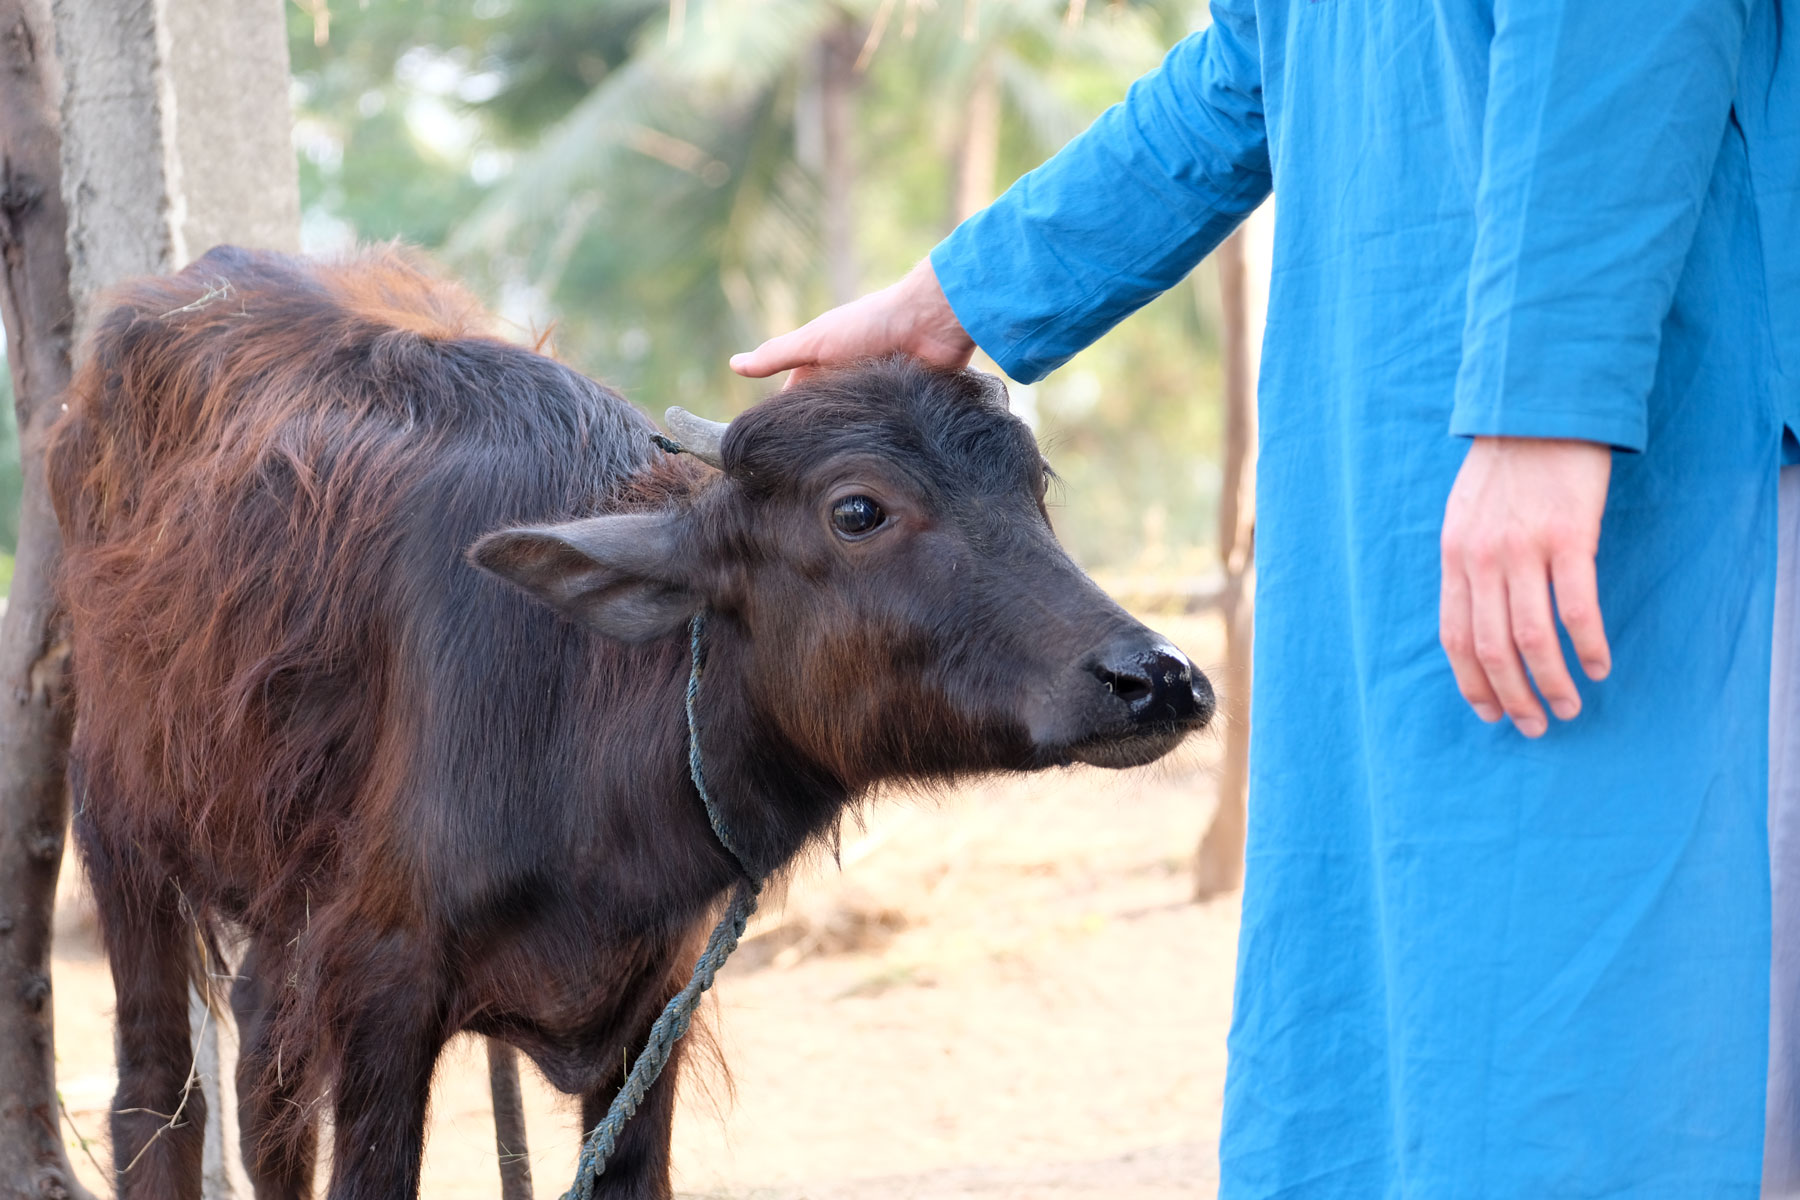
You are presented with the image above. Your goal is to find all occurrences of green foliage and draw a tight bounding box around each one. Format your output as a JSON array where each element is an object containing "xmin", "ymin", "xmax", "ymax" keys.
[{"xmin": 289, "ymin": 0, "xmax": 1226, "ymax": 571}]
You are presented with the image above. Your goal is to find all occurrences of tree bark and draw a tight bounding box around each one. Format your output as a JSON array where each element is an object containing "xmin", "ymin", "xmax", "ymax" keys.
[
  {"xmin": 1194, "ymin": 224, "xmax": 1258, "ymax": 902},
  {"xmin": 0, "ymin": 1, "xmax": 89, "ymax": 1196}
]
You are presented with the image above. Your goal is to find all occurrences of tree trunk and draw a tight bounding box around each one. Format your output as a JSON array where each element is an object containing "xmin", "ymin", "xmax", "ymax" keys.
[
  {"xmin": 949, "ymin": 55, "xmax": 1000, "ymax": 225},
  {"xmin": 487, "ymin": 1041, "xmax": 533, "ymax": 1200},
  {"xmin": 0, "ymin": 1, "xmax": 89, "ymax": 1196},
  {"xmin": 819, "ymin": 17, "xmax": 861, "ymax": 307},
  {"xmin": 1193, "ymin": 217, "xmax": 1262, "ymax": 902},
  {"xmin": 43, "ymin": 2, "xmax": 299, "ymax": 1193},
  {"xmin": 1194, "ymin": 565, "xmax": 1253, "ymax": 900}
]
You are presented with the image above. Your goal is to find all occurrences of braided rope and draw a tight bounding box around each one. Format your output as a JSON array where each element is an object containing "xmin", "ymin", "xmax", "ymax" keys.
[
  {"xmin": 684, "ymin": 614, "xmax": 756, "ymax": 879},
  {"xmin": 563, "ymin": 613, "xmax": 762, "ymax": 1200}
]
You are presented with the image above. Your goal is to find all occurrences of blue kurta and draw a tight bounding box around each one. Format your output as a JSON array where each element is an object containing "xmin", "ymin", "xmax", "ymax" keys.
[{"xmin": 931, "ymin": 2, "xmax": 1800, "ymax": 1194}]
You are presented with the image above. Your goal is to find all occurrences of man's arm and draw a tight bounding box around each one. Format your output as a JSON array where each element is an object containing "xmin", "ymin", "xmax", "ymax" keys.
[
  {"xmin": 732, "ymin": 5, "xmax": 1269, "ymax": 381},
  {"xmin": 1440, "ymin": 0, "xmax": 1752, "ymax": 736},
  {"xmin": 925, "ymin": 13, "xmax": 1269, "ymax": 383}
]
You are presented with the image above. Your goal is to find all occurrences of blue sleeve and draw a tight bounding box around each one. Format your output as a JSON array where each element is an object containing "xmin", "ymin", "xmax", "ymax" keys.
[
  {"xmin": 928, "ymin": 7, "xmax": 1270, "ymax": 384},
  {"xmin": 1450, "ymin": 0, "xmax": 1751, "ymax": 451}
]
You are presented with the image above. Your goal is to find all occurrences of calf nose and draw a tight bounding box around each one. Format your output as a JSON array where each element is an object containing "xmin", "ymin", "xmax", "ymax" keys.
[{"xmin": 1092, "ymin": 644, "xmax": 1214, "ymax": 726}]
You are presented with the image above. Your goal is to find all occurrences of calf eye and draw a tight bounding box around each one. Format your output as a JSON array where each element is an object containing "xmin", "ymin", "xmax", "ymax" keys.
[{"xmin": 831, "ymin": 495, "xmax": 885, "ymax": 537}]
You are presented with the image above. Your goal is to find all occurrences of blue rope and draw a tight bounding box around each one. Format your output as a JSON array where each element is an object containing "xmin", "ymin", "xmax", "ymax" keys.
[{"xmin": 562, "ymin": 613, "xmax": 761, "ymax": 1200}]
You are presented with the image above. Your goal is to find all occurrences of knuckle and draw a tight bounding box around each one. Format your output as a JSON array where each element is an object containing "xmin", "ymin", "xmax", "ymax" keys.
[
  {"xmin": 1473, "ymin": 639, "xmax": 1510, "ymax": 670},
  {"xmin": 1512, "ymin": 625, "xmax": 1552, "ymax": 656},
  {"xmin": 1542, "ymin": 519, "xmax": 1580, "ymax": 550},
  {"xmin": 1465, "ymin": 539, "xmax": 1501, "ymax": 571},
  {"xmin": 1559, "ymin": 601, "xmax": 1595, "ymax": 631},
  {"xmin": 1500, "ymin": 529, "xmax": 1538, "ymax": 561}
]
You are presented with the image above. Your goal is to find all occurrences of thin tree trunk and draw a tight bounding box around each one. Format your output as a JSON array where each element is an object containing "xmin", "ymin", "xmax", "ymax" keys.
[
  {"xmin": 487, "ymin": 1041, "xmax": 533, "ymax": 1200},
  {"xmin": 819, "ymin": 17, "xmax": 860, "ymax": 307},
  {"xmin": 1195, "ymin": 569, "xmax": 1253, "ymax": 899},
  {"xmin": 1194, "ymin": 225, "xmax": 1257, "ymax": 902},
  {"xmin": 0, "ymin": 1, "xmax": 90, "ymax": 1196},
  {"xmin": 950, "ymin": 55, "xmax": 1000, "ymax": 225}
]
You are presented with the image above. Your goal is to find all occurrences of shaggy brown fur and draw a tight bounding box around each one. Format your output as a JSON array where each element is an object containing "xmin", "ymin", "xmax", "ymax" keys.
[{"xmin": 47, "ymin": 245, "xmax": 1209, "ymax": 1200}]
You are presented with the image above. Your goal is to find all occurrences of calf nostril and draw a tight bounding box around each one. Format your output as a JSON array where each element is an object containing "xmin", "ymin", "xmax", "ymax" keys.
[{"xmin": 1094, "ymin": 663, "xmax": 1155, "ymax": 705}]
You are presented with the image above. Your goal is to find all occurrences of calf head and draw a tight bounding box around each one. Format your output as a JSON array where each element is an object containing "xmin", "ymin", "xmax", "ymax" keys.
[{"xmin": 473, "ymin": 358, "xmax": 1212, "ymax": 793}]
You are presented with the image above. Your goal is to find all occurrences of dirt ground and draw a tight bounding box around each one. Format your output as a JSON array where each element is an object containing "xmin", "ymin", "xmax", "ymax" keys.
[{"xmin": 50, "ymin": 615, "xmax": 1237, "ymax": 1199}]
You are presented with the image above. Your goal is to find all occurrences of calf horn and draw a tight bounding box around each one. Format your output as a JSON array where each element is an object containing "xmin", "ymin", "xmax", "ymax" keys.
[{"xmin": 663, "ymin": 407, "xmax": 728, "ymax": 470}]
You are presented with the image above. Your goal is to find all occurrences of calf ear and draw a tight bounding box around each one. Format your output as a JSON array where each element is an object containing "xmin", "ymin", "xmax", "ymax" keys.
[{"xmin": 469, "ymin": 513, "xmax": 701, "ymax": 642}]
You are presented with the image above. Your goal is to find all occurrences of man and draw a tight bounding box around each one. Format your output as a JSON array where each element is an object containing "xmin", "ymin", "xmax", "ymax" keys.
[{"xmin": 733, "ymin": 1, "xmax": 1800, "ymax": 1194}]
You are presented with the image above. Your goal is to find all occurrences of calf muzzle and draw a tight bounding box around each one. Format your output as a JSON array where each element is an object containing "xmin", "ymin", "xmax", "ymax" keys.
[
  {"xmin": 1030, "ymin": 634, "xmax": 1214, "ymax": 770},
  {"xmin": 1091, "ymin": 644, "xmax": 1213, "ymax": 728}
]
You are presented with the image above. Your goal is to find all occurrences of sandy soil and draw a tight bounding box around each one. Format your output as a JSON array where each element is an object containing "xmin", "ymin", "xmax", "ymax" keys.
[{"xmin": 50, "ymin": 615, "xmax": 1236, "ymax": 1199}]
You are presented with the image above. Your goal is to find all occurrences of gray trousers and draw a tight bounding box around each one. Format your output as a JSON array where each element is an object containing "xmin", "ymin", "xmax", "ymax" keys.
[{"xmin": 1768, "ymin": 466, "xmax": 1800, "ymax": 1196}]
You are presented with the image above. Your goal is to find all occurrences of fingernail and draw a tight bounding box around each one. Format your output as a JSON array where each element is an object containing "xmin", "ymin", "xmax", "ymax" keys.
[
  {"xmin": 1584, "ymin": 659, "xmax": 1611, "ymax": 681},
  {"xmin": 729, "ymin": 354, "xmax": 746, "ymax": 367},
  {"xmin": 1474, "ymin": 703, "xmax": 1502, "ymax": 723},
  {"xmin": 1518, "ymin": 717, "xmax": 1547, "ymax": 738},
  {"xmin": 1551, "ymin": 699, "xmax": 1579, "ymax": 721}
]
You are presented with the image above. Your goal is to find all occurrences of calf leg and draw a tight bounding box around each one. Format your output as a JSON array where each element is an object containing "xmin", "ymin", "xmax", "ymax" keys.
[
  {"xmin": 577, "ymin": 1042, "xmax": 683, "ymax": 1200},
  {"xmin": 320, "ymin": 932, "xmax": 446, "ymax": 1200},
  {"xmin": 231, "ymin": 937, "xmax": 316, "ymax": 1200},
  {"xmin": 79, "ymin": 818, "xmax": 207, "ymax": 1200}
]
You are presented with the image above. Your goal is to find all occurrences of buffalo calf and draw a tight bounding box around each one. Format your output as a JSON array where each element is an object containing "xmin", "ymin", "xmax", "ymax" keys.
[{"xmin": 47, "ymin": 246, "xmax": 1212, "ymax": 1200}]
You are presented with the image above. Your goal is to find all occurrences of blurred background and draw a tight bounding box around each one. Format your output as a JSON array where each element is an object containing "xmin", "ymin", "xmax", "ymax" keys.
[
  {"xmin": 284, "ymin": 0, "xmax": 1226, "ymax": 577},
  {"xmin": 0, "ymin": 1, "xmax": 1231, "ymax": 586}
]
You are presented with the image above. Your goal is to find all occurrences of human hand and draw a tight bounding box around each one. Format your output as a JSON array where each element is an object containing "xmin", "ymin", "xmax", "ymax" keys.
[
  {"xmin": 1439, "ymin": 436, "xmax": 1613, "ymax": 737},
  {"xmin": 729, "ymin": 258, "xmax": 976, "ymax": 385}
]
